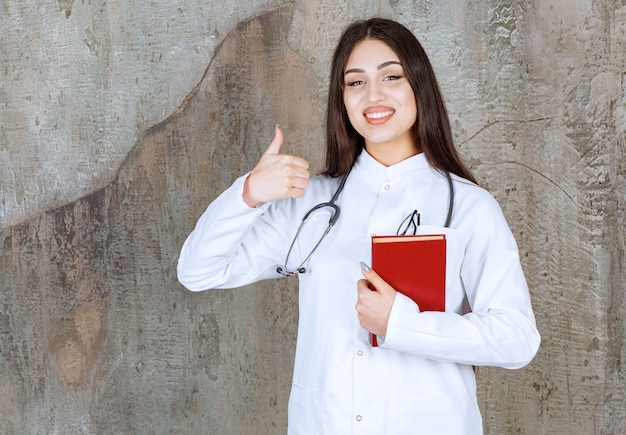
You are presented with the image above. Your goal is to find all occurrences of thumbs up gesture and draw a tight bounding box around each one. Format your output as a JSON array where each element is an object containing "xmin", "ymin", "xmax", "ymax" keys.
[{"xmin": 242, "ymin": 125, "xmax": 310, "ymax": 208}]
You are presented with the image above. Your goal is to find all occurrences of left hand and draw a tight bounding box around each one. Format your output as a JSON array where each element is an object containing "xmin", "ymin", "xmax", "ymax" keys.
[{"xmin": 356, "ymin": 263, "xmax": 397, "ymax": 337}]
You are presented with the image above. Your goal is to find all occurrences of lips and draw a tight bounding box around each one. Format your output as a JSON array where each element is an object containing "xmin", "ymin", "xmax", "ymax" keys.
[
  {"xmin": 363, "ymin": 107, "xmax": 395, "ymax": 124},
  {"xmin": 365, "ymin": 110, "xmax": 394, "ymax": 119}
]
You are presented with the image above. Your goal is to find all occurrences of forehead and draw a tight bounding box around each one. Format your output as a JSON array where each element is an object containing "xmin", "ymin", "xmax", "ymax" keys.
[{"xmin": 345, "ymin": 39, "xmax": 400, "ymax": 69}]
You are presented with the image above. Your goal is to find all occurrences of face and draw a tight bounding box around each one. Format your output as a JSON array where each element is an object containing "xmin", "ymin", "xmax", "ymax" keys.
[{"xmin": 343, "ymin": 38, "xmax": 419, "ymax": 164}]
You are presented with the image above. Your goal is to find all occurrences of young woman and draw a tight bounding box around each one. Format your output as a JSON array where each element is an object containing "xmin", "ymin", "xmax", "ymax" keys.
[{"xmin": 178, "ymin": 18, "xmax": 540, "ymax": 434}]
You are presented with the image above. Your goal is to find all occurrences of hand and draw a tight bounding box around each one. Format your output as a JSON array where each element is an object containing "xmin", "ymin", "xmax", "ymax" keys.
[
  {"xmin": 242, "ymin": 125, "xmax": 310, "ymax": 208},
  {"xmin": 356, "ymin": 263, "xmax": 397, "ymax": 337}
]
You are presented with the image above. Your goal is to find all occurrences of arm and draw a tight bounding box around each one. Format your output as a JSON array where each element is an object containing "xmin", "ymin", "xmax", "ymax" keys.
[
  {"xmin": 177, "ymin": 174, "xmax": 275, "ymax": 291},
  {"xmin": 177, "ymin": 126, "xmax": 310, "ymax": 291},
  {"xmin": 358, "ymin": 194, "xmax": 540, "ymax": 369}
]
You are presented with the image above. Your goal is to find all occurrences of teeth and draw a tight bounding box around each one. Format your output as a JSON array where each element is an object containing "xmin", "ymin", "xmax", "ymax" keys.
[{"xmin": 365, "ymin": 110, "xmax": 394, "ymax": 119}]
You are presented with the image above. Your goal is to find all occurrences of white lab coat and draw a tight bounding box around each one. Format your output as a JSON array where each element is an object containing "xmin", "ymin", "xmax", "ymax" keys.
[{"xmin": 178, "ymin": 150, "xmax": 540, "ymax": 434}]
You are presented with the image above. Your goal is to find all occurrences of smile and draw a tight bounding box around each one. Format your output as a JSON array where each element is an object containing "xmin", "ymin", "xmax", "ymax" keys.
[{"xmin": 364, "ymin": 110, "xmax": 395, "ymax": 119}]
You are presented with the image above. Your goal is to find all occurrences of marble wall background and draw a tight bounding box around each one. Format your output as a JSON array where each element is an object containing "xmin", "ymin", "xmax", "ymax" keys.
[{"xmin": 1, "ymin": 1, "xmax": 624, "ymax": 433}]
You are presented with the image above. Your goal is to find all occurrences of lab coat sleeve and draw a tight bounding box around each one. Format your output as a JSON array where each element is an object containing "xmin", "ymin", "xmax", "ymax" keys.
[
  {"xmin": 380, "ymin": 192, "xmax": 541, "ymax": 369},
  {"xmin": 177, "ymin": 174, "xmax": 290, "ymax": 291}
]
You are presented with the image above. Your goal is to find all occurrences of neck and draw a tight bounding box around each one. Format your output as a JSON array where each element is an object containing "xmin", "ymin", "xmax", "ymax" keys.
[{"xmin": 365, "ymin": 138, "xmax": 421, "ymax": 167}]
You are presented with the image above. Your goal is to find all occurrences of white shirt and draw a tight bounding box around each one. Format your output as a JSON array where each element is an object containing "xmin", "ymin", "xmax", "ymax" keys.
[{"xmin": 178, "ymin": 151, "xmax": 540, "ymax": 434}]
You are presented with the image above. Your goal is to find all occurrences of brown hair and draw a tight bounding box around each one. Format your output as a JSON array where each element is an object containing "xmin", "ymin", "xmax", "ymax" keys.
[{"xmin": 323, "ymin": 18, "xmax": 477, "ymax": 184}]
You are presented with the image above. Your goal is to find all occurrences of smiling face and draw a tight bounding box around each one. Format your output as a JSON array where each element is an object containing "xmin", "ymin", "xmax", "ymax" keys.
[{"xmin": 343, "ymin": 38, "xmax": 419, "ymax": 166}]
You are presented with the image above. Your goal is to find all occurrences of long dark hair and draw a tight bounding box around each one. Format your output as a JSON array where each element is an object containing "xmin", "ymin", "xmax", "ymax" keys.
[{"xmin": 324, "ymin": 18, "xmax": 477, "ymax": 184}]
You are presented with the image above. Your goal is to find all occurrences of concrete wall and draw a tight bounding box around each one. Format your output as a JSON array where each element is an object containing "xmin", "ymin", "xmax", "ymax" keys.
[{"xmin": 1, "ymin": 0, "xmax": 624, "ymax": 433}]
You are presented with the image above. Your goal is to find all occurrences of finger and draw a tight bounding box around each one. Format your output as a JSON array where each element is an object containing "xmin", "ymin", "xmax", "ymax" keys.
[
  {"xmin": 278, "ymin": 153, "xmax": 309, "ymax": 170},
  {"xmin": 356, "ymin": 278, "xmax": 371, "ymax": 294},
  {"xmin": 278, "ymin": 173, "xmax": 309, "ymax": 198},
  {"xmin": 264, "ymin": 124, "xmax": 284, "ymax": 155},
  {"xmin": 289, "ymin": 176, "xmax": 309, "ymax": 191},
  {"xmin": 288, "ymin": 187, "xmax": 307, "ymax": 199},
  {"xmin": 274, "ymin": 164, "xmax": 309, "ymax": 189},
  {"xmin": 290, "ymin": 164, "xmax": 310, "ymax": 180},
  {"xmin": 359, "ymin": 262, "xmax": 394, "ymax": 295},
  {"xmin": 292, "ymin": 156, "xmax": 310, "ymax": 169}
]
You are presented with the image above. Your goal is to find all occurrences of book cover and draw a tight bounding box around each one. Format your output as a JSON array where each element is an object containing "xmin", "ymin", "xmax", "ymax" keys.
[{"xmin": 370, "ymin": 234, "xmax": 446, "ymax": 347}]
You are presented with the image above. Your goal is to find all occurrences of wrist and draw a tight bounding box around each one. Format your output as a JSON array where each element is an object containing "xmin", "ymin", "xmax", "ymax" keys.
[{"xmin": 242, "ymin": 175, "xmax": 259, "ymax": 208}]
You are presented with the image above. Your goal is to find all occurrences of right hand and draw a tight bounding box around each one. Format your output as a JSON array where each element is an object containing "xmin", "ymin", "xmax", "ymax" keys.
[{"xmin": 243, "ymin": 125, "xmax": 310, "ymax": 208}]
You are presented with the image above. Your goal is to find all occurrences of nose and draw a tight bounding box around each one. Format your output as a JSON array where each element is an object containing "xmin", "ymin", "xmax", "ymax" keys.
[{"xmin": 366, "ymin": 80, "xmax": 384, "ymax": 102}]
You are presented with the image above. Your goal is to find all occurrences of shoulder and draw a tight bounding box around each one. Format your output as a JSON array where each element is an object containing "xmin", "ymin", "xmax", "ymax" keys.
[
  {"xmin": 448, "ymin": 173, "xmax": 511, "ymax": 228},
  {"xmin": 450, "ymin": 173, "xmax": 499, "ymax": 206}
]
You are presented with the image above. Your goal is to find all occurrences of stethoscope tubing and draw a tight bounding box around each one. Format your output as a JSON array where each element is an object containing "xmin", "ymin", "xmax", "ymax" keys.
[{"xmin": 277, "ymin": 167, "xmax": 454, "ymax": 276}]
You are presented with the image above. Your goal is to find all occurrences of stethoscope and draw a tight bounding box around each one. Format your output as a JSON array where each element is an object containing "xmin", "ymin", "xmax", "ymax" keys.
[{"xmin": 276, "ymin": 168, "xmax": 455, "ymax": 276}]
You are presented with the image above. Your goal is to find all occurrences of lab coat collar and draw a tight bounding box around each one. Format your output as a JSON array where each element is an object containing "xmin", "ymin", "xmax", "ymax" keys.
[{"xmin": 352, "ymin": 149, "xmax": 431, "ymax": 186}]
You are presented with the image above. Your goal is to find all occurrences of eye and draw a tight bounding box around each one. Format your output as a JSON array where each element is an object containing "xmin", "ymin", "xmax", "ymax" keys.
[
  {"xmin": 383, "ymin": 74, "xmax": 403, "ymax": 82},
  {"xmin": 346, "ymin": 79, "xmax": 365, "ymax": 87}
]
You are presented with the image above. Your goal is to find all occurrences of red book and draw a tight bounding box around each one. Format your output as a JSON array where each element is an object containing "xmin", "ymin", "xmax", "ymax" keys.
[{"xmin": 370, "ymin": 234, "xmax": 446, "ymax": 347}]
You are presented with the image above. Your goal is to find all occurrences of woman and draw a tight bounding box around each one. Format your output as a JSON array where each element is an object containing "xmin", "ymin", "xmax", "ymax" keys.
[{"xmin": 178, "ymin": 18, "xmax": 540, "ymax": 434}]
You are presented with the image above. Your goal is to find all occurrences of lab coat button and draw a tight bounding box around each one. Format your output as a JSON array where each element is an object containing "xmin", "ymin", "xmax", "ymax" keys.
[
  {"xmin": 356, "ymin": 415, "xmax": 363, "ymax": 422},
  {"xmin": 357, "ymin": 349, "xmax": 363, "ymax": 356},
  {"xmin": 384, "ymin": 184, "xmax": 390, "ymax": 191}
]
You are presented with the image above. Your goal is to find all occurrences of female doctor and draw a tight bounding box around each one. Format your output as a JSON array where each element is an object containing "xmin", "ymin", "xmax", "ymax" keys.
[{"xmin": 178, "ymin": 18, "xmax": 540, "ymax": 434}]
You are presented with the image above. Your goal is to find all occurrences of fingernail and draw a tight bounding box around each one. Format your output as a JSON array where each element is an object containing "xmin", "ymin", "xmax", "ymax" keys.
[{"xmin": 359, "ymin": 261, "xmax": 371, "ymax": 273}]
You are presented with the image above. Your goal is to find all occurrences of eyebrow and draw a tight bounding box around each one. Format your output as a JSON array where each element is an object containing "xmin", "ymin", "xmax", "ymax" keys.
[{"xmin": 344, "ymin": 60, "xmax": 403, "ymax": 76}]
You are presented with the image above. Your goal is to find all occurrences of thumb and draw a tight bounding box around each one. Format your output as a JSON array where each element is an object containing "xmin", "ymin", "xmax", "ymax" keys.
[
  {"xmin": 264, "ymin": 124, "xmax": 284, "ymax": 155},
  {"xmin": 359, "ymin": 262, "xmax": 395, "ymax": 295}
]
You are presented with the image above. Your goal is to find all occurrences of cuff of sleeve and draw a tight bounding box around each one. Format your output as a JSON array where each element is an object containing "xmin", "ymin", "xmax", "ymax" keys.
[
  {"xmin": 234, "ymin": 173, "xmax": 271, "ymax": 212},
  {"xmin": 379, "ymin": 292, "xmax": 420, "ymax": 349}
]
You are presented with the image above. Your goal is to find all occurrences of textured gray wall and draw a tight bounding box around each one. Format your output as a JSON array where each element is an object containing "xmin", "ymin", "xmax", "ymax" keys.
[{"xmin": 1, "ymin": 0, "xmax": 625, "ymax": 434}]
